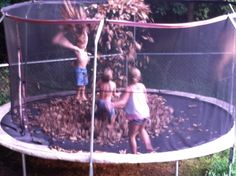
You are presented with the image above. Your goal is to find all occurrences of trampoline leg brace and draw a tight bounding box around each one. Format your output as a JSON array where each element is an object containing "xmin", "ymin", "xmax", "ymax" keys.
[{"xmin": 228, "ymin": 146, "xmax": 235, "ymax": 176}]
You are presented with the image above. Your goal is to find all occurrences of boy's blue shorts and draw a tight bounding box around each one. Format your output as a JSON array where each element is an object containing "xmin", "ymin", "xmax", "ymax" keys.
[
  {"xmin": 95, "ymin": 99, "xmax": 115, "ymax": 120},
  {"xmin": 75, "ymin": 67, "xmax": 88, "ymax": 86}
]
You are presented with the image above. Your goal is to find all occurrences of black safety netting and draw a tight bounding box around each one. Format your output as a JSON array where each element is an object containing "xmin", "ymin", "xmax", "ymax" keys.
[
  {"xmin": 1, "ymin": 1, "xmax": 236, "ymax": 156},
  {"xmin": 137, "ymin": 20, "xmax": 236, "ymax": 101}
]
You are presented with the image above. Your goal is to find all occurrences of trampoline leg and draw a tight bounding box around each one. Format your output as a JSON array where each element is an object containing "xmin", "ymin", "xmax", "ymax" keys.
[
  {"xmin": 21, "ymin": 153, "xmax": 27, "ymax": 176},
  {"xmin": 228, "ymin": 147, "xmax": 235, "ymax": 176},
  {"xmin": 175, "ymin": 161, "xmax": 179, "ymax": 176},
  {"xmin": 89, "ymin": 162, "xmax": 93, "ymax": 176}
]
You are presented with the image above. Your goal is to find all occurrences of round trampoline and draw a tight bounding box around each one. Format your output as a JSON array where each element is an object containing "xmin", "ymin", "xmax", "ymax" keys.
[
  {"xmin": 0, "ymin": 0, "xmax": 236, "ymax": 167},
  {"xmin": 0, "ymin": 90, "xmax": 235, "ymax": 163}
]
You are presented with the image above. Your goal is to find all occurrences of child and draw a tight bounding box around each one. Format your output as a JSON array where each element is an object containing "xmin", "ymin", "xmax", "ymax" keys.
[
  {"xmin": 53, "ymin": 27, "xmax": 89, "ymax": 101},
  {"xmin": 113, "ymin": 67, "xmax": 153, "ymax": 154},
  {"xmin": 96, "ymin": 68, "xmax": 119, "ymax": 124}
]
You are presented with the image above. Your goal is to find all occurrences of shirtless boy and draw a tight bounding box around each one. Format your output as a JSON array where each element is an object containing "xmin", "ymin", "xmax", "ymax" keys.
[
  {"xmin": 96, "ymin": 68, "xmax": 119, "ymax": 124},
  {"xmin": 53, "ymin": 27, "xmax": 89, "ymax": 101}
]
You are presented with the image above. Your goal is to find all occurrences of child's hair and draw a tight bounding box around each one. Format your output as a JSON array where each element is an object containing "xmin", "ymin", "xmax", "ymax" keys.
[
  {"xmin": 76, "ymin": 28, "xmax": 88, "ymax": 49},
  {"xmin": 128, "ymin": 67, "xmax": 141, "ymax": 83},
  {"xmin": 101, "ymin": 68, "xmax": 113, "ymax": 82}
]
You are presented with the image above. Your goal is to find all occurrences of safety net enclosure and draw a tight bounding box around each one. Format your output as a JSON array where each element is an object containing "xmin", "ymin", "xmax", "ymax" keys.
[{"xmin": 0, "ymin": 0, "xmax": 236, "ymax": 164}]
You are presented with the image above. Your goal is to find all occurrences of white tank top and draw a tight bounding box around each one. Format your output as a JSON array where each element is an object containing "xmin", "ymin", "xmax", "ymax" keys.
[{"xmin": 125, "ymin": 83, "xmax": 150, "ymax": 119}]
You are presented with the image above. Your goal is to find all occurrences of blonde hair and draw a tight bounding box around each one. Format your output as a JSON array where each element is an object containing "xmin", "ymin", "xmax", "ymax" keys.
[
  {"xmin": 102, "ymin": 68, "xmax": 113, "ymax": 82},
  {"xmin": 129, "ymin": 67, "xmax": 141, "ymax": 83},
  {"xmin": 76, "ymin": 28, "xmax": 88, "ymax": 49}
]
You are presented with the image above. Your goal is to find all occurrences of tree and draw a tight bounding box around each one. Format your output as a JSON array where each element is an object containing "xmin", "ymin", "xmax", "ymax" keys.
[{"xmin": 1, "ymin": 0, "xmax": 236, "ymax": 63}]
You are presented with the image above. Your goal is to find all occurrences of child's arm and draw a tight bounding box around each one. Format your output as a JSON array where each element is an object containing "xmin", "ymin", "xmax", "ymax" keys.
[
  {"xmin": 113, "ymin": 87, "xmax": 130, "ymax": 108},
  {"xmin": 53, "ymin": 32, "xmax": 81, "ymax": 52},
  {"xmin": 114, "ymin": 91, "xmax": 121, "ymax": 98},
  {"xmin": 112, "ymin": 83, "xmax": 121, "ymax": 98}
]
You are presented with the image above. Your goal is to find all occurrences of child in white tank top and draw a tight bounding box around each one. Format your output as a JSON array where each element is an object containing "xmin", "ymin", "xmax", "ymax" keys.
[
  {"xmin": 113, "ymin": 67, "xmax": 153, "ymax": 154},
  {"xmin": 125, "ymin": 82, "xmax": 150, "ymax": 121}
]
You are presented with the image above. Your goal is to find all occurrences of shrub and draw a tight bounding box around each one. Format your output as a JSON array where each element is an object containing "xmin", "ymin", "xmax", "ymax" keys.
[
  {"xmin": 180, "ymin": 150, "xmax": 236, "ymax": 176},
  {"xmin": 0, "ymin": 67, "xmax": 10, "ymax": 105},
  {"xmin": 180, "ymin": 157, "xmax": 211, "ymax": 176},
  {"xmin": 207, "ymin": 150, "xmax": 236, "ymax": 176}
]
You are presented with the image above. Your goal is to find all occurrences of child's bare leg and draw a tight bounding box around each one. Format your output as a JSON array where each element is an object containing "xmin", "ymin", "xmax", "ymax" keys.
[
  {"xmin": 81, "ymin": 86, "xmax": 87, "ymax": 100},
  {"xmin": 106, "ymin": 103, "xmax": 115, "ymax": 125},
  {"xmin": 110, "ymin": 116, "xmax": 116, "ymax": 125},
  {"xmin": 128, "ymin": 123, "xmax": 139, "ymax": 154},
  {"xmin": 76, "ymin": 87, "xmax": 81, "ymax": 100},
  {"xmin": 139, "ymin": 126, "xmax": 153, "ymax": 152}
]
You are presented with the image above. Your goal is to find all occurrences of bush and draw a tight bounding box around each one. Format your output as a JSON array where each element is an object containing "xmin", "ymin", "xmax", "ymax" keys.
[
  {"xmin": 0, "ymin": 67, "xmax": 10, "ymax": 105},
  {"xmin": 180, "ymin": 157, "xmax": 211, "ymax": 176},
  {"xmin": 207, "ymin": 150, "xmax": 236, "ymax": 176},
  {"xmin": 180, "ymin": 149, "xmax": 236, "ymax": 176}
]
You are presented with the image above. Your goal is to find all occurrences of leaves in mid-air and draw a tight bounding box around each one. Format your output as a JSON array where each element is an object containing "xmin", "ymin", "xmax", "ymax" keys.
[{"xmin": 61, "ymin": 0, "xmax": 154, "ymax": 61}]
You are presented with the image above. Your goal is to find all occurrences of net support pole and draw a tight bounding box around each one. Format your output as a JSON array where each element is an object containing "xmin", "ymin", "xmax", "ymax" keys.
[
  {"xmin": 228, "ymin": 4, "xmax": 236, "ymax": 176},
  {"xmin": 229, "ymin": 3, "xmax": 235, "ymax": 14},
  {"xmin": 16, "ymin": 23, "xmax": 27, "ymax": 135},
  {"xmin": 0, "ymin": 13, "xmax": 6, "ymax": 23},
  {"xmin": 16, "ymin": 23, "xmax": 24, "ymax": 133},
  {"xmin": 89, "ymin": 18, "xmax": 105, "ymax": 176},
  {"xmin": 21, "ymin": 154, "xmax": 27, "ymax": 176},
  {"xmin": 175, "ymin": 161, "xmax": 179, "ymax": 176}
]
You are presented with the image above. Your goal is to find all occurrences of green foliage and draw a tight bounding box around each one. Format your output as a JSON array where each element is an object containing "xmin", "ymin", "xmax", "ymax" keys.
[
  {"xmin": 146, "ymin": 1, "xmax": 235, "ymax": 23},
  {"xmin": 0, "ymin": 0, "xmax": 10, "ymax": 8},
  {"xmin": 172, "ymin": 3, "xmax": 188, "ymax": 16},
  {"xmin": 0, "ymin": 1, "xmax": 9, "ymax": 8},
  {"xmin": 228, "ymin": 0, "xmax": 236, "ymax": 3},
  {"xmin": 180, "ymin": 157, "xmax": 211, "ymax": 176},
  {"xmin": 195, "ymin": 4, "xmax": 210, "ymax": 20},
  {"xmin": 181, "ymin": 150, "xmax": 236, "ymax": 176},
  {"xmin": 206, "ymin": 150, "xmax": 236, "ymax": 176},
  {"xmin": 0, "ymin": 0, "xmax": 26, "ymax": 8},
  {"xmin": 0, "ymin": 68, "xmax": 10, "ymax": 105}
]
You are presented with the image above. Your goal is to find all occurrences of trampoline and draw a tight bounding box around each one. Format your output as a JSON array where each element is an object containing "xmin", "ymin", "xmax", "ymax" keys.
[
  {"xmin": 0, "ymin": 0, "xmax": 236, "ymax": 174},
  {"xmin": 0, "ymin": 90, "xmax": 235, "ymax": 163}
]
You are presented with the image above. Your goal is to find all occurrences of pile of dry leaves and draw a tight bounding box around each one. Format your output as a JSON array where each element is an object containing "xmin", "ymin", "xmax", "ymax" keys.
[{"xmin": 27, "ymin": 92, "xmax": 174, "ymax": 148}]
